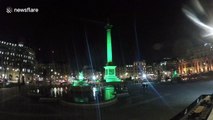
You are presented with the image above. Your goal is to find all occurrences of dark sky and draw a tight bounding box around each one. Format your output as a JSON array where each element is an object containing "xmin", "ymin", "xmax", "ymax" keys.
[{"xmin": 0, "ymin": 0, "xmax": 201, "ymax": 70}]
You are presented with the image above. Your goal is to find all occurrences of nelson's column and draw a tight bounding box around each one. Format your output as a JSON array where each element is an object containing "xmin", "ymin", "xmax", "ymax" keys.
[{"xmin": 104, "ymin": 23, "xmax": 121, "ymax": 83}]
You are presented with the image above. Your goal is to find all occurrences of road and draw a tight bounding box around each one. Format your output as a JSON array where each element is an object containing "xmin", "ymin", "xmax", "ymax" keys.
[
  {"xmin": 0, "ymin": 87, "xmax": 19, "ymax": 103},
  {"xmin": 0, "ymin": 80, "xmax": 213, "ymax": 120}
]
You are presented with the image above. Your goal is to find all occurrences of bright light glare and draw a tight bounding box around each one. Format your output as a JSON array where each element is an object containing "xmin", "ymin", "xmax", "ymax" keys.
[
  {"xmin": 92, "ymin": 87, "xmax": 97, "ymax": 97},
  {"xmin": 92, "ymin": 75, "xmax": 96, "ymax": 80},
  {"xmin": 182, "ymin": 8, "xmax": 213, "ymax": 31},
  {"xmin": 142, "ymin": 73, "xmax": 146, "ymax": 79},
  {"xmin": 182, "ymin": 6, "xmax": 213, "ymax": 38}
]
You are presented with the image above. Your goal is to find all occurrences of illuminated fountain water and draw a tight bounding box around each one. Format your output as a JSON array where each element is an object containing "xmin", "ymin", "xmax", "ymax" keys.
[
  {"xmin": 62, "ymin": 70, "xmax": 116, "ymax": 104},
  {"xmin": 72, "ymin": 72, "xmax": 88, "ymax": 87}
]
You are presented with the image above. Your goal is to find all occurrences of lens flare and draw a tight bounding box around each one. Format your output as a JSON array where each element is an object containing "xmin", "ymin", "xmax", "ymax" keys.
[{"xmin": 182, "ymin": 1, "xmax": 213, "ymax": 38}]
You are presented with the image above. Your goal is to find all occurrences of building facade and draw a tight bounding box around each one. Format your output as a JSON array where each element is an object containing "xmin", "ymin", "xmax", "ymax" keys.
[
  {"xmin": 178, "ymin": 45, "xmax": 213, "ymax": 76},
  {"xmin": 0, "ymin": 41, "xmax": 36, "ymax": 83},
  {"xmin": 117, "ymin": 60, "xmax": 146, "ymax": 80},
  {"xmin": 159, "ymin": 58, "xmax": 178, "ymax": 80},
  {"xmin": 133, "ymin": 61, "xmax": 146, "ymax": 78},
  {"xmin": 34, "ymin": 63, "xmax": 72, "ymax": 84},
  {"xmin": 117, "ymin": 65, "xmax": 134, "ymax": 79}
]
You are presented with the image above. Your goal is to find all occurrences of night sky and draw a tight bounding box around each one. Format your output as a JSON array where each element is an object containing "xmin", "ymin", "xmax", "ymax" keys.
[{"xmin": 0, "ymin": 0, "xmax": 202, "ymax": 70}]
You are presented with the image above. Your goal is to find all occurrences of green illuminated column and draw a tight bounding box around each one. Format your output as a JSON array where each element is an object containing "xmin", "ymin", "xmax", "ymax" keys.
[
  {"xmin": 106, "ymin": 24, "xmax": 113, "ymax": 63},
  {"xmin": 104, "ymin": 24, "xmax": 121, "ymax": 82}
]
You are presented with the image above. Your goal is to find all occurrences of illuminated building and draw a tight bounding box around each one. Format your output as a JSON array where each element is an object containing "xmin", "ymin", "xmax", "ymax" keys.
[
  {"xmin": 35, "ymin": 63, "xmax": 71, "ymax": 83},
  {"xmin": 0, "ymin": 41, "xmax": 35, "ymax": 83},
  {"xmin": 117, "ymin": 61, "xmax": 146, "ymax": 80},
  {"xmin": 159, "ymin": 58, "xmax": 178, "ymax": 80},
  {"xmin": 133, "ymin": 61, "xmax": 146, "ymax": 77},
  {"xmin": 146, "ymin": 64, "xmax": 157, "ymax": 74},
  {"xmin": 178, "ymin": 45, "xmax": 213, "ymax": 75},
  {"xmin": 117, "ymin": 65, "xmax": 133, "ymax": 79}
]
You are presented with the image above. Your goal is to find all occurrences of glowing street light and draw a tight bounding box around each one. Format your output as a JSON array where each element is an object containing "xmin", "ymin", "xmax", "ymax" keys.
[
  {"xmin": 92, "ymin": 75, "xmax": 96, "ymax": 80},
  {"xmin": 142, "ymin": 73, "xmax": 147, "ymax": 79}
]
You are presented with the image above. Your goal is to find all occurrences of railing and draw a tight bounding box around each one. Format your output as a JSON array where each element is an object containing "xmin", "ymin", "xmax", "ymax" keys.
[{"xmin": 170, "ymin": 94, "xmax": 210, "ymax": 120}]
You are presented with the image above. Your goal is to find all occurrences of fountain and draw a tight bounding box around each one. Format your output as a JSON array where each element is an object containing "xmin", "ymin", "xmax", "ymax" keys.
[
  {"xmin": 62, "ymin": 71, "xmax": 117, "ymax": 104},
  {"xmin": 72, "ymin": 72, "xmax": 88, "ymax": 87}
]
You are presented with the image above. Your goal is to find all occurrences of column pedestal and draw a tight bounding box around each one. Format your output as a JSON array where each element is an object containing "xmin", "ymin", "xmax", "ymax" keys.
[{"xmin": 104, "ymin": 66, "xmax": 121, "ymax": 82}]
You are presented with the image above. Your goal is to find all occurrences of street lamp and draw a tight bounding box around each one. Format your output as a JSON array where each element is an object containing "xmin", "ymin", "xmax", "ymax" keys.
[{"xmin": 92, "ymin": 75, "xmax": 96, "ymax": 81}]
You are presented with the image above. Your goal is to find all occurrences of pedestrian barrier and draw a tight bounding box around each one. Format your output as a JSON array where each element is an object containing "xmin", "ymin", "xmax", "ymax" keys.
[{"xmin": 170, "ymin": 94, "xmax": 212, "ymax": 120}]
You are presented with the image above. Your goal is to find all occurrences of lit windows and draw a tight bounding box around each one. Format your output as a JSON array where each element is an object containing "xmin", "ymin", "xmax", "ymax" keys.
[{"xmin": 18, "ymin": 43, "xmax": 23, "ymax": 47}]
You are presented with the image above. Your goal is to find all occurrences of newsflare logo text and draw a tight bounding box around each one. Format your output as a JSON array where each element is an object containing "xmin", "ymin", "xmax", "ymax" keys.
[{"xmin": 6, "ymin": 7, "xmax": 39, "ymax": 13}]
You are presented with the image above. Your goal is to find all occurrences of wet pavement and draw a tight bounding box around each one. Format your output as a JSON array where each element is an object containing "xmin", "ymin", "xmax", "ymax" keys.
[{"xmin": 0, "ymin": 80, "xmax": 213, "ymax": 120}]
